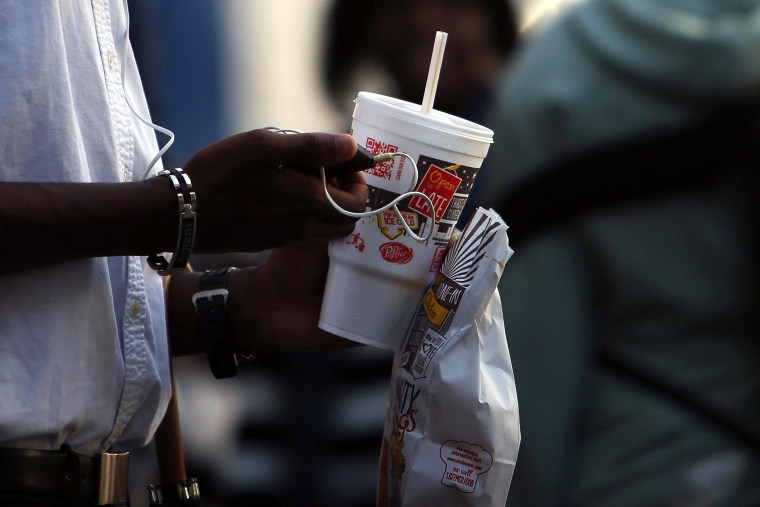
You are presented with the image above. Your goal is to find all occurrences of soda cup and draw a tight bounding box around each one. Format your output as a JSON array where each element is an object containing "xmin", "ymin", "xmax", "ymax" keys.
[{"xmin": 318, "ymin": 91, "xmax": 493, "ymax": 350}]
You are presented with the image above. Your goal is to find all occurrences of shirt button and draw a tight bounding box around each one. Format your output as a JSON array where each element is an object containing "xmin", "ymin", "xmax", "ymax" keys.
[
  {"xmin": 130, "ymin": 299, "xmax": 142, "ymax": 319},
  {"xmin": 107, "ymin": 52, "xmax": 115, "ymax": 71}
]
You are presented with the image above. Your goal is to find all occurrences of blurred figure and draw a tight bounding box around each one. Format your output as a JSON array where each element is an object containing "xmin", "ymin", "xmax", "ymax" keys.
[
  {"xmin": 322, "ymin": 0, "xmax": 519, "ymax": 126},
  {"xmin": 475, "ymin": 0, "xmax": 760, "ymax": 505}
]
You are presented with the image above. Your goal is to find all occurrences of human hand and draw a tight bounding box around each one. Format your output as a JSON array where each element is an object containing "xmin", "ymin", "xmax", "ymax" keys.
[
  {"xmin": 184, "ymin": 129, "xmax": 368, "ymax": 253},
  {"xmin": 224, "ymin": 227, "xmax": 465, "ymax": 354},
  {"xmin": 166, "ymin": 227, "xmax": 465, "ymax": 358},
  {"xmin": 226, "ymin": 241, "xmax": 353, "ymax": 353}
]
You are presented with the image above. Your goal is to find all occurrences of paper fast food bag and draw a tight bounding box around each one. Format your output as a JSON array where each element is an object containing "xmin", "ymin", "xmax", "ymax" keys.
[{"xmin": 378, "ymin": 207, "xmax": 519, "ymax": 507}]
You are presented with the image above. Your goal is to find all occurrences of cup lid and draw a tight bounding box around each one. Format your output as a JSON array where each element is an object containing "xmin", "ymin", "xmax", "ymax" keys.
[{"xmin": 354, "ymin": 91, "xmax": 494, "ymax": 145}]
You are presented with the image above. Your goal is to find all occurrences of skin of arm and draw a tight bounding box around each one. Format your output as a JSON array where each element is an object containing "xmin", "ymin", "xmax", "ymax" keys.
[
  {"xmin": 0, "ymin": 177, "xmax": 177, "ymax": 274},
  {"xmin": 0, "ymin": 129, "xmax": 367, "ymax": 275}
]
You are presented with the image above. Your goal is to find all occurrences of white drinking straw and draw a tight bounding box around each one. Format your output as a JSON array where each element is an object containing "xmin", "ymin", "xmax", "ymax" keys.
[{"xmin": 421, "ymin": 31, "xmax": 448, "ymax": 114}]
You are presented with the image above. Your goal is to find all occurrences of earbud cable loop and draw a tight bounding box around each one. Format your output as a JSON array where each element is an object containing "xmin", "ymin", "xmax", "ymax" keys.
[
  {"xmin": 319, "ymin": 154, "xmax": 435, "ymax": 242},
  {"xmin": 266, "ymin": 127, "xmax": 437, "ymax": 242}
]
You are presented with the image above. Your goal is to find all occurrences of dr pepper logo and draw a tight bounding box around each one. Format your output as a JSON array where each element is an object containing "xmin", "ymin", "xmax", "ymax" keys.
[
  {"xmin": 379, "ymin": 242, "xmax": 413, "ymax": 264},
  {"xmin": 409, "ymin": 165, "xmax": 462, "ymax": 221}
]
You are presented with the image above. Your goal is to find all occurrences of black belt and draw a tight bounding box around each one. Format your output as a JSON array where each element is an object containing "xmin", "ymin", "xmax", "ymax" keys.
[{"xmin": 0, "ymin": 447, "xmax": 129, "ymax": 505}]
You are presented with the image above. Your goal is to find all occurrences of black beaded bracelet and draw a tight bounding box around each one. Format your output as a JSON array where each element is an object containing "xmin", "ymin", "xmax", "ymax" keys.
[{"xmin": 148, "ymin": 168, "xmax": 196, "ymax": 275}]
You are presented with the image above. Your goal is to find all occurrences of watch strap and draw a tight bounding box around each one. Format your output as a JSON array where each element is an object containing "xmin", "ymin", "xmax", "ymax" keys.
[{"xmin": 192, "ymin": 268, "xmax": 238, "ymax": 379}]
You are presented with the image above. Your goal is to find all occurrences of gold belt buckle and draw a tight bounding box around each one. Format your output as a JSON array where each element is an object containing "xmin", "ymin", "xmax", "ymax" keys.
[{"xmin": 96, "ymin": 451, "xmax": 129, "ymax": 505}]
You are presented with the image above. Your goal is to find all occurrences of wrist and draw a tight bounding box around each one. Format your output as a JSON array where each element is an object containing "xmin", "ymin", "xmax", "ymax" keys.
[
  {"xmin": 147, "ymin": 168, "xmax": 196, "ymax": 275},
  {"xmin": 192, "ymin": 268, "xmax": 241, "ymax": 378},
  {"xmin": 165, "ymin": 267, "xmax": 268, "ymax": 360},
  {"xmin": 191, "ymin": 267, "xmax": 262, "ymax": 378}
]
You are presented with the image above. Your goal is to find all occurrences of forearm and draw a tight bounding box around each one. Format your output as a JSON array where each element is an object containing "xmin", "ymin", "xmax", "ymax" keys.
[{"xmin": 0, "ymin": 178, "xmax": 176, "ymax": 274}]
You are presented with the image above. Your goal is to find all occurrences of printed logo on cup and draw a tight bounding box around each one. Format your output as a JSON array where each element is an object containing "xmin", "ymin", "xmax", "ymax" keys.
[
  {"xmin": 379, "ymin": 242, "xmax": 414, "ymax": 264},
  {"xmin": 379, "ymin": 210, "xmax": 420, "ymax": 240},
  {"xmin": 396, "ymin": 156, "xmax": 481, "ymax": 226},
  {"xmin": 409, "ymin": 164, "xmax": 462, "ymax": 221},
  {"xmin": 365, "ymin": 137, "xmax": 399, "ymax": 180},
  {"xmin": 346, "ymin": 232, "xmax": 366, "ymax": 252}
]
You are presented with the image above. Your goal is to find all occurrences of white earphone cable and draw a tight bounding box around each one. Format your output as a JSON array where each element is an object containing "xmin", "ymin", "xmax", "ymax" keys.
[
  {"xmin": 265, "ymin": 126, "xmax": 435, "ymax": 242},
  {"xmin": 120, "ymin": 0, "xmax": 176, "ymax": 181},
  {"xmin": 319, "ymin": 152, "xmax": 435, "ymax": 242}
]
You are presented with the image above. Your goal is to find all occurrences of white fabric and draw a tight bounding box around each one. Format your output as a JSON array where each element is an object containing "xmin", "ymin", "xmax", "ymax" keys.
[{"xmin": 0, "ymin": 0, "xmax": 170, "ymax": 455}]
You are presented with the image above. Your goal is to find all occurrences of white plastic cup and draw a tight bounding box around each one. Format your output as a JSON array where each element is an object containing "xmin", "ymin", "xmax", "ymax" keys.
[{"xmin": 318, "ymin": 92, "xmax": 493, "ymax": 350}]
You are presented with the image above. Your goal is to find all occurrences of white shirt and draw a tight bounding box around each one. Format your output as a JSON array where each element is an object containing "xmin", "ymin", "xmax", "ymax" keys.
[{"xmin": 0, "ymin": 0, "xmax": 171, "ymax": 455}]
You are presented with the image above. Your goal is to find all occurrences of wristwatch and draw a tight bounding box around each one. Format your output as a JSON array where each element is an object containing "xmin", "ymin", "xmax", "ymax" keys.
[{"xmin": 191, "ymin": 268, "xmax": 241, "ymax": 379}]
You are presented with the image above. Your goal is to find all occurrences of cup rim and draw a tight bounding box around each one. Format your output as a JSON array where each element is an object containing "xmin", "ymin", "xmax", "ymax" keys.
[{"xmin": 354, "ymin": 91, "xmax": 494, "ymax": 144}]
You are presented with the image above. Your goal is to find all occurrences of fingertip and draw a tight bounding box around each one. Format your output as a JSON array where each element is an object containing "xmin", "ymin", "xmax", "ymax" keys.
[{"xmin": 334, "ymin": 134, "xmax": 357, "ymax": 159}]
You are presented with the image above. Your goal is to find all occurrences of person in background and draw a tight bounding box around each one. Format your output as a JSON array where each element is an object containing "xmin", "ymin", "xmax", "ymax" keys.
[
  {"xmin": 323, "ymin": 0, "xmax": 519, "ymax": 125},
  {"xmin": 0, "ymin": 2, "xmax": 367, "ymax": 506},
  {"xmin": 475, "ymin": 0, "xmax": 760, "ymax": 505}
]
